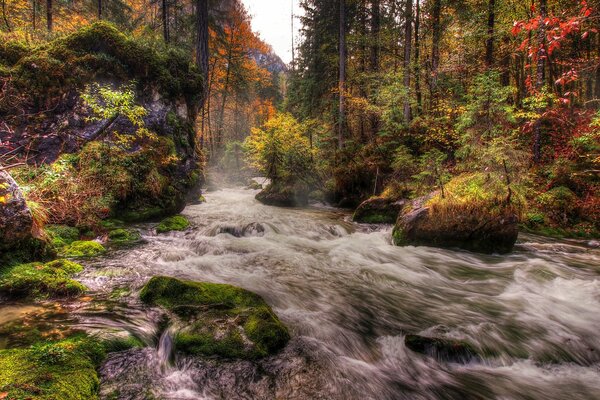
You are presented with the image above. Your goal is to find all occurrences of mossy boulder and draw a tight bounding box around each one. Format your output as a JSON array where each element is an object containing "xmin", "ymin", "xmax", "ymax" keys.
[
  {"xmin": 0, "ymin": 259, "xmax": 86, "ymax": 298},
  {"xmin": 46, "ymin": 224, "xmax": 80, "ymax": 248},
  {"xmin": 393, "ymin": 174, "xmax": 520, "ymax": 254},
  {"xmin": 60, "ymin": 241, "xmax": 106, "ymax": 258},
  {"xmin": 405, "ymin": 334, "xmax": 480, "ymax": 363},
  {"xmin": 256, "ymin": 183, "xmax": 308, "ymax": 207},
  {"xmin": 107, "ymin": 228, "xmax": 142, "ymax": 246},
  {"xmin": 353, "ymin": 196, "xmax": 406, "ymax": 224},
  {"xmin": 156, "ymin": 215, "xmax": 190, "ymax": 233},
  {"xmin": 140, "ymin": 276, "xmax": 290, "ymax": 359},
  {"xmin": 0, "ymin": 171, "xmax": 40, "ymax": 258},
  {"xmin": 0, "ymin": 332, "xmax": 141, "ymax": 400}
]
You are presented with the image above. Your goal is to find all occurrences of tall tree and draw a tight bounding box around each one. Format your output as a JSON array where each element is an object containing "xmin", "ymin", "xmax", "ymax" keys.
[
  {"xmin": 163, "ymin": 0, "xmax": 169, "ymax": 43},
  {"xmin": 196, "ymin": 0, "xmax": 209, "ymax": 106},
  {"xmin": 403, "ymin": 0, "xmax": 413, "ymax": 123},
  {"xmin": 370, "ymin": 0, "xmax": 380, "ymax": 72},
  {"xmin": 98, "ymin": 0, "xmax": 102, "ymax": 19},
  {"xmin": 532, "ymin": 0, "xmax": 547, "ymax": 163},
  {"xmin": 430, "ymin": 0, "xmax": 441, "ymax": 106},
  {"xmin": 339, "ymin": 0, "xmax": 347, "ymax": 149},
  {"xmin": 485, "ymin": 0, "xmax": 495, "ymax": 67},
  {"xmin": 46, "ymin": 0, "xmax": 52, "ymax": 32},
  {"xmin": 414, "ymin": 0, "xmax": 422, "ymax": 114}
]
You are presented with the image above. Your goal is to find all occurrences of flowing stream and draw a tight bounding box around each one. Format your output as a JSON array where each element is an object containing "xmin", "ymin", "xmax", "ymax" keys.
[{"xmin": 10, "ymin": 182, "xmax": 600, "ymax": 399}]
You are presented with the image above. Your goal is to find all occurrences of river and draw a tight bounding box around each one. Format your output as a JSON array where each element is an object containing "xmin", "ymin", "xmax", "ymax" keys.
[{"xmin": 18, "ymin": 183, "xmax": 600, "ymax": 399}]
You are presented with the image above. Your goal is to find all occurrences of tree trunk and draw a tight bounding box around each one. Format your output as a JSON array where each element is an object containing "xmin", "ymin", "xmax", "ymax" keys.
[
  {"xmin": 1, "ymin": 0, "xmax": 11, "ymax": 31},
  {"xmin": 196, "ymin": 0, "xmax": 209, "ymax": 107},
  {"xmin": 339, "ymin": 0, "xmax": 347, "ymax": 150},
  {"xmin": 370, "ymin": 0, "xmax": 380, "ymax": 72},
  {"xmin": 98, "ymin": 0, "xmax": 102, "ymax": 19},
  {"xmin": 414, "ymin": 0, "xmax": 422, "ymax": 114},
  {"xmin": 46, "ymin": 0, "xmax": 52, "ymax": 32},
  {"xmin": 32, "ymin": 0, "xmax": 36, "ymax": 30},
  {"xmin": 217, "ymin": 29, "xmax": 235, "ymax": 154},
  {"xmin": 403, "ymin": 0, "xmax": 413, "ymax": 123},
  {"xmin": 532, "ymin": 0, "xmax": 547, "ymax": 164},
  {"xmin": 485, "ymin": 0, "xmax": 495, "ymax": 68},
  {"xmin": 430, "ymin": 0, "xmax": 442, "ymax": 108},
  {"xmin": 162, "ymin": 0, "xmax": 169, "ymax": 43}
]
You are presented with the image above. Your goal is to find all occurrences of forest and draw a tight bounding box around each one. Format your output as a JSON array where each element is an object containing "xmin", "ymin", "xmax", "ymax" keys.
[{"xmin": 0, "ymin": 0, "xmax": 599, "ymax": 399}]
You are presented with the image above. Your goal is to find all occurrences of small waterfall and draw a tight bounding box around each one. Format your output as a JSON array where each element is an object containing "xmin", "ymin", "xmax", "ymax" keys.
[{"xmin": 157, "ymin": 328, "xmax": 174, "ymax": 369}]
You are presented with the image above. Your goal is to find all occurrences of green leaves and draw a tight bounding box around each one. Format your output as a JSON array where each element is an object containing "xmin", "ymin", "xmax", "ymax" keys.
[{"xmin": 81, "ymin": 82, "xmax": 147, "ymax": 127}]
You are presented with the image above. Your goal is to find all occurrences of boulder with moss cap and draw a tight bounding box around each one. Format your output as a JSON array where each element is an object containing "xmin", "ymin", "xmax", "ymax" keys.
[{"xmin": 140, "ymin": 276, "xmax": 290, "ymax": 359}]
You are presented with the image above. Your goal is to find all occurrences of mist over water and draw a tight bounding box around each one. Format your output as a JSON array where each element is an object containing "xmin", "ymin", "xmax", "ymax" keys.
[{"xmin": 71, "ymin": 185, "xmax": 600, "ymax": 399}]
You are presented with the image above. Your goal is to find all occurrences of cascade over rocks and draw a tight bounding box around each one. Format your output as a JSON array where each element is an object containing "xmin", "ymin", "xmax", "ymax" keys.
[{"xmin": 393, "ymin": 194, "xmax": 519, "ymax": 254}]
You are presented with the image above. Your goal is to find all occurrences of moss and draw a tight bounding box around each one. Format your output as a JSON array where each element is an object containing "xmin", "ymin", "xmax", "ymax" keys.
[
  {"xmin": 109, "ymin": 286, "xmax": 131, "ymax": 299},
  {"xmin": 0, "ymin": 238, "xmax": 55, "ymax": 267},
  {"xmin": 156, "ymin": 215, "xmax": 190, "ymax": 233},
  {"xmin": 198, "ymin": 195, "xmax": 206, "ymax": 203},
  {"xmin": 356, "ymin": 213, "xmax": 390, "ymax": 224},
  {"xmin": 140, "ymin": 276, "xmax": 290, "ymax": 359},
  {"xmin": 45, "ymin": 225, "xmax": 80, "ymax": 248},
  {"xmin": 0, "ymin": 333, "xmax": 135, "ymax": 400},
  {"xmin": 392, "ymin": 226, "xmax": 407, "ymax": 246},
  {"xmin": 107, "ymin": 228, "xmax": 142, "ymax": 246},
  {"xmin": 0, "ymin": 259, "xmax": 86, "ymax": 299},
  {"xmin": 60, "ymin": 241, "xmax": 106, "ymax": 258},
  {"xmin": 99, "ymin": 219, "xmax": 125, "ymax": 230}
]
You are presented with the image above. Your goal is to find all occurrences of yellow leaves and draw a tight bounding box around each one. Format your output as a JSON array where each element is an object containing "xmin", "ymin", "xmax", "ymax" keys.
[{"xmin": 0, "ymin": 195, "xmax": 6, "ymax": 204}]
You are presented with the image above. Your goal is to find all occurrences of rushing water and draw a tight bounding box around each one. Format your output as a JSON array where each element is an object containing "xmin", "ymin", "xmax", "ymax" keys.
[{"xmin": 24, "ymin": 183, "xmax": 600, "ymax": 399}]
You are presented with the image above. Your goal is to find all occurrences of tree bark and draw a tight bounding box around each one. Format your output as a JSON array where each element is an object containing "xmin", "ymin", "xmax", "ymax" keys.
[
  {"xmin": 403, "ymin": 0, "xmax": 413, "ymax": 123},
  {"xmin": 339, "ymin": 0, "xmax": 347, "ymax": 150},
  {"xmin": 32, "ymin": 0, "xmax": 36, "ymax": 30},
  {"xmin": 414, "ymin": 0, "xmax": 422, "ymax": 114},
  {"xmin": 162, "ymin": 0, "xmax": 169, "ymax": 43},
  {"xmin": 370, "ymin": 0, "xmax": 380, "ymax": 72},
  {"xmin": 1, "ymin": 0, "xmax": 11, "ymax": 31},
  {"xmin": 196, "ymin": 0, "xmax": 209, "ymax": 107},
  {"xmin": 532, "ymin": 0, "xmax": 547, "ymax": 164},
  {"xmin": 46, "ymin": 0, "xmax": 52, "ymax": 32},
  {"xmin": 430, "ymin": 0, "xmax": 442, "ymax": 108},
  {"xmin": 98, "ymin": 0, "xmax": 102, "ymax": 19},
  {"xmin": 485, "ymin": 0, "xmax": 495, "ymax": 68}
]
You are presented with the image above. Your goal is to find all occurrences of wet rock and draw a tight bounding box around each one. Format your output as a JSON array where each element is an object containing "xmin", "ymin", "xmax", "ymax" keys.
[
  {"xmin": 353, "ymin": 196, "xmax": 406, "ymax": 224},
  {"xmin": 140, "ymin": 276, "xmax": 290, "ymax": 360},
  {"xmin": 392, "ymin": 194, "xmax": 519, "ymax": 254},
  {"xmin": 215, "ymin": 222, "xmax": 266, "ymax": 238},
  {"xmin": 404, "ymin": 334, "xmax": 480, "ymax": 363},
  {"xmin": 0, "ymin": 170, "xmax": 33, "ymax": 250}
]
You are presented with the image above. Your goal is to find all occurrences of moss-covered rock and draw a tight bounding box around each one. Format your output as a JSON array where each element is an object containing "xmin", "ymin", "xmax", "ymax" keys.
[
  {"xmin": 0, "ymin": 259, "xmax": 86, "ymax": 299},
  {"xmin": 140, "ymin": 276, "xmax": 290, "ymax": 359},
  {"xmin": 393, "ymin": 174, "xmax": 521, "ymax": 254},
  {"xmin": 353, "ymin": 197, "xmax": 406, "ymax": 224},
  {"xmin": 45, "ymin": 224, "xmax": 80, "ymax": 248},
  {"xmin": 404, "ymin": 334, "xmax": 480, "ymax": 364},
  {"xmin": 0, "ymin": 332, "xmax": 142, "ymax": 400},
  {"xmin": 107, "ymin": 228, "xmax": 142, "ymax": 246},
  {"xmin": 156, "ymin": 215, "xmax": 190, "ymax": 233},
  {"xmin": 60, "ymin": 241, "xmax": 106, "ymax": 258},
  {"xmin": 255, "ymin": 183, "xmax": 308, "ymax": 207}
]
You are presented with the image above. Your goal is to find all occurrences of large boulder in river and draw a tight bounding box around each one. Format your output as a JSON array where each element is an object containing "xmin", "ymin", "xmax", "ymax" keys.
[
  {"xmin": 140, "ymin": 276, "xmax": 290, "ymax": 360},
  {"xmin": 393, "ymin": 174, "xmax": 520, "ymax": 254},
  {"xmin": 0, "ymin": 170, "xmax": 33, "ymax": 250},
  {"xmin": 353, "ymin": 196, "xmax": 407, "ymax": 224},
  {"xmin": 256, "ymin": 182, "xmax": 308, "ymax": 207},
  {"xmin": 405, "ymin": 334, "xmax": 480, "ymax": 363}
]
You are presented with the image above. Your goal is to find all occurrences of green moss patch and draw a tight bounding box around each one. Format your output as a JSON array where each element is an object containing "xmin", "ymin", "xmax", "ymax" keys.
[
  {"xmin": 45, "ymin": 225, "xmax": 80, "ymax": 248},
  {"xmin": 0, "ymin": 259, "xmax": 86, "ymax": 299},
  {"xmin": 140, "ymin": 276, "xmax": 290, "ymax": 359},
  {"xmin": 107, "ymin": 228, "xmax": 142, "ymax": 246},
  {"xmin": 60, "ymin": 241, "xmax": 106, "ymax": 258},
  {"xmin": 156, "ymin": 215, "xmax": 190, "ymax": 233}
]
